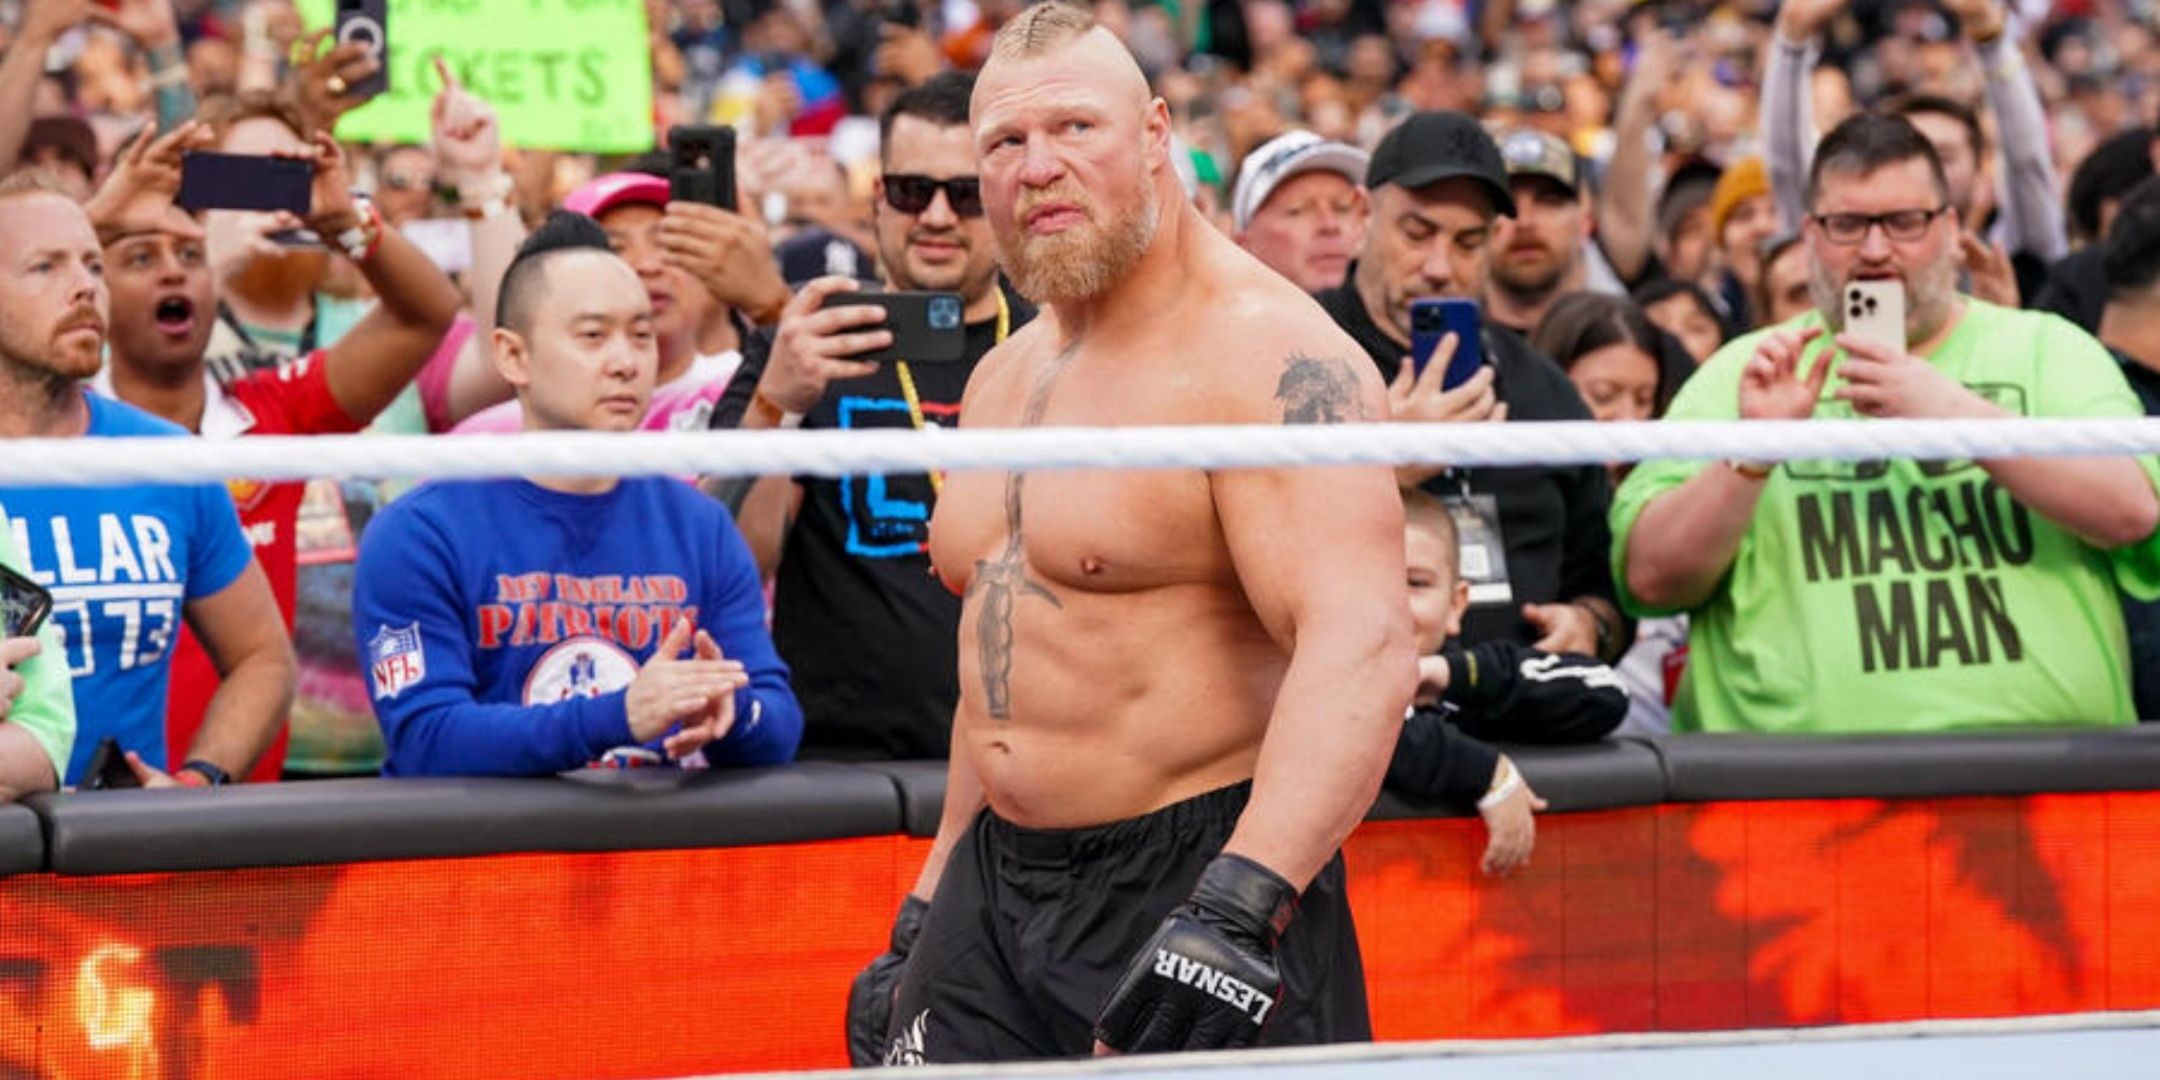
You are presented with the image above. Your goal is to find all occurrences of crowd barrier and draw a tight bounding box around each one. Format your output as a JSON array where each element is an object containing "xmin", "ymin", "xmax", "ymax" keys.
[{"xmin": 4, "ymin": 728, "xmax": 2160, "ymax": 1078}]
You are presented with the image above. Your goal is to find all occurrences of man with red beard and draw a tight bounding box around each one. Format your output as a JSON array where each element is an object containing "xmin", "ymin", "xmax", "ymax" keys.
[
  {"xmin": 89, "ymin": 122, "xmax": 462, "ymax": 782},
  {"xmin": 0, "ymin": 173, "xmax": 294, "ymax": 788},
  {"xmin": 856, "ymin": 3, "xmax": 1414, "ymax": 1064},
  {"xmin": 716, "ymin": 71, "xmax": 1036, "ymax": 768}
]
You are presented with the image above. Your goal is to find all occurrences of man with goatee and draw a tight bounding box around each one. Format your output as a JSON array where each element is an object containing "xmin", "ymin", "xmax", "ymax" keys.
[{"xmin": 0, "ymin": 174, "xmax": 292, "ymax": 789}]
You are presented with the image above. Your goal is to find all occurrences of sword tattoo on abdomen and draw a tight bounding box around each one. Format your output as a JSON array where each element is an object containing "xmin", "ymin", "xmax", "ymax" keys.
[{"xmin": 967, "ymin": 340, "xmax": 1080, "ymax": 721}]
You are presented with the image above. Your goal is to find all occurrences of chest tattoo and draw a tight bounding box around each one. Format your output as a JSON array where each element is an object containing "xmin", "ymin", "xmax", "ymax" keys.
[{"xmin": 966, "ymin": 340, "xmax": 1081, "ymax": 721}]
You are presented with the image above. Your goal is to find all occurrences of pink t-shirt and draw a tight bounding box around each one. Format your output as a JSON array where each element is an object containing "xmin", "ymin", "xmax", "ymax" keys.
[{"xmin": 452, "ymin": 351, "xmax": 744, "ymax": 434}]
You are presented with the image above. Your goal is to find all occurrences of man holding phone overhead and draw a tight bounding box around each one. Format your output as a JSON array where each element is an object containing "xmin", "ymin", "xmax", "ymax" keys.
[
  {"xmin": 89, "ymin": 109, "xmax": 461, "ymax": 784},
  {"xmin": 455, "ymin": 142, "xmax": 790, "ymax": 436},
  {"xmin": 1615, "ymin": 113, "xmax": 2160, "ymax": 734},
  {"xmin": 1314, "ymin": 111, "xmax": 1629, "ymax": 665},
  {"xmin": 0, "ymin": 171, "xmax": 294, "ymax": 789},
  {"xmin": 711, "ymin": 71, "xmax": 1036, "ymax": 763}
]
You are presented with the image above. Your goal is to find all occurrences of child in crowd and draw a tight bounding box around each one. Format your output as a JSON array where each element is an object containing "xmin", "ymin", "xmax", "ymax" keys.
[{"xmin": 1385, "ymin": 489, "xmax": 1628, "ymax": 875}]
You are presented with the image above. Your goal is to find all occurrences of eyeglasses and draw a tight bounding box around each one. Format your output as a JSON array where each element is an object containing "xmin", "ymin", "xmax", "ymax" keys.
[
  {"xmin": 382, "ymin": 172, "xmax": 434, "ymax": 192},
  {"xmin": 1809, "ymin": 207, "xmax": 1947, "ymax": 245},
  {"xmin": 883, "ymin": 174, "xmax": 983, "ymax": 217}
]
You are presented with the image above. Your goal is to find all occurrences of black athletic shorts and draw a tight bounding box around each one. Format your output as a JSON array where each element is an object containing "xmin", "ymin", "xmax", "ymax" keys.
[{"xmin": 881, "ymin": 782, "xmax": 1369, "ymax": 1064}]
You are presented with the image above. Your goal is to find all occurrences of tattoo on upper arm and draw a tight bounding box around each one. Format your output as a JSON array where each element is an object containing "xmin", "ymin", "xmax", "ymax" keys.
[
  {"xmin": 1276, "ymin": 355, "xmax": 1368, "ymax": 424},
  {"xmin": 965, "ymin": 340, "xmax": 1080, "ymax": 722}
]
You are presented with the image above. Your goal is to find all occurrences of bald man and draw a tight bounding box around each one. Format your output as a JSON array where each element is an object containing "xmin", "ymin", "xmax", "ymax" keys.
[{"xmin": 854, "ymin": 3, "xmax": 1415, "ymax": 1065}]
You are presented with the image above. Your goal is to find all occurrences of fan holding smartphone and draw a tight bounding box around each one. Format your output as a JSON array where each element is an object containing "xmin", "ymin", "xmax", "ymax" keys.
[
  {"xmin": 0, "ymin": 518, "xmax": 71, "ymax": 796},
  {"xmin": 1389, "ymin": 298, "xmax": 1508, "ymax": 461},
  {"xmin": 1615, "ymin": 111, "xmax": 2160, "ymax": 737},
  {"xmin": 719, "ymin": 74, "xmax": 1038, "ymax": 842}
]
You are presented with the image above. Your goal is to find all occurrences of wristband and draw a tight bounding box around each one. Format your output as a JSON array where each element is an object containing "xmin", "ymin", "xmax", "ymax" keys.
[
  {"xmin": 178, "ymin": 760, "xmax": 230, "ymax": 787},
  {"xmin": 334, "ymin": 196, "xmax": 383, "ymax": 263},
  {"xmin": 455, "ymin": 173, "xmax": 516, "ymax": 220},
  {"xmin": 1478, "ymin": 758, "xmax": 1521, "ymax": 811},
  {"xmin": 749, "ymin": 390, "xmax": 804, "ymax": 430}
]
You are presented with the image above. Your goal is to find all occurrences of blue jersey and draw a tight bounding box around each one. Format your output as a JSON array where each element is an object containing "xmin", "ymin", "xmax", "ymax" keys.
[
  {"xmin": 353, "ymin": 477, "xmax": 802, "ymax": 777},
  {"xmin": 4, "ymin": 393, "xmax": 254, "ymax": 783}
]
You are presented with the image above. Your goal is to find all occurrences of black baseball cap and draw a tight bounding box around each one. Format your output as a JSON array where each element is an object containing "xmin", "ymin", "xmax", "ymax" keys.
[{"xmin": 1364, "ymin": 111, "xmax": 1517, "ymax": 218}]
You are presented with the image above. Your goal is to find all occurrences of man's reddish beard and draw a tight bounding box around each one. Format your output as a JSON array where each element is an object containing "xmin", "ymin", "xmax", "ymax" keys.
[
  {"xmin": 996, "ymin": 181, "xmax": 1159, "ymax": 304},
  {"xmin": 44, "ymin": 303, "xmax": 106, "ymax": 379}
]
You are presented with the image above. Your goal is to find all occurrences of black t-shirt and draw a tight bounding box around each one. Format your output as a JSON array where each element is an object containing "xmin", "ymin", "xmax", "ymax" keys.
[
  {"xmin": 2108, "ymin": 346, "xmax": 2160, "ymax": 721},
  {"xmin": 713, "ymin": 289, "xmax": 1038, "ymax": 758},
  {"xmin": 1313, "ymin": 277, "xmax": 1621, "ymax": 651},
  {"xmin": 2034, "ymin": 246, "xmax": 2108, "ymax": 333}
]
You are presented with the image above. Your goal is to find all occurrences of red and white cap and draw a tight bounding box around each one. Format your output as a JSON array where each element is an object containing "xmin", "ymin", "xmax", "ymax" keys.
[{"xmin": 562, "ymin": 173, "xmax": 670, "ymax": 219}]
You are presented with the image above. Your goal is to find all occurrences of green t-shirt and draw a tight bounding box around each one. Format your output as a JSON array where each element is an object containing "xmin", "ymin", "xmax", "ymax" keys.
[
  {"xmin": 0, "ymin": 501, "xmax": 75, "ymax": 781},
  {"xmin": 1611, "ymin": 301, "xmax": 2160, "ymax": 734}
]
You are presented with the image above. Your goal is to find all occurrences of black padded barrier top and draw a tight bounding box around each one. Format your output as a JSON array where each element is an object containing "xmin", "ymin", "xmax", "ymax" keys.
[
  {"xmin": 869, "ymin": 740, "xmax": 1669, "ymax": 835},
  {"xmin": 16, "ymin": 729, "xmax": 2160, "ymax": 875},
  {"xmin": 856, "ymin": 760, "xmax": 951, "ymax": 839},
  {"xmin": 0, "ymin": 804, "xmax": 42, "ymax": 877},
  {"xmin": 1371, "ymin": 738, "xmax": 1670, "ymax": 820},
  {"xmin": 1646, "ymin": 727, "xmax": 2160, "ymax": 803},
  {"xmin": 31, "ymin": 761, "xmax": 900, "ymax": 875}
]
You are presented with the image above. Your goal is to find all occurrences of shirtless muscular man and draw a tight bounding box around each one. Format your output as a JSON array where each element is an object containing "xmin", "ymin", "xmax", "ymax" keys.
[{"xmin": 862, "ymin": 3, "xmax": 1416, "ymax": 1064}]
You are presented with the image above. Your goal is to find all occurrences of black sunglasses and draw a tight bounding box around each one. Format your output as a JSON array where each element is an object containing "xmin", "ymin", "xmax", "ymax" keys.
[{"xmin": 884, "ymin": 174, "xmax": 983, "ymax": 217}]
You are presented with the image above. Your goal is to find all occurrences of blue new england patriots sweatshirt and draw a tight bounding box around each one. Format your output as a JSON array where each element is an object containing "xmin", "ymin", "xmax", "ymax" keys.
[{"xmin": 353, "ymin": 477, "xmax": 801, "ymax": 777}]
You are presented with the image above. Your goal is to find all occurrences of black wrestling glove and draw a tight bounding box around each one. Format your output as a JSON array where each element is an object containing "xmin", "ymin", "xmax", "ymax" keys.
[
  {"xmin": 1094, "ymin": 854, "xmax": 1299, "ymax": 1053},
  {"xmin": 845, "ymin": 894, "xmax": 929, "ymax": 1066}
]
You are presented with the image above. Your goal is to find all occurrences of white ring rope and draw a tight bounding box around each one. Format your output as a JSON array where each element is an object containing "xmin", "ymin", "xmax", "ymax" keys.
[{"xmin": 6, "ymin": 417, "xmax": 2160, "ymax": 487}]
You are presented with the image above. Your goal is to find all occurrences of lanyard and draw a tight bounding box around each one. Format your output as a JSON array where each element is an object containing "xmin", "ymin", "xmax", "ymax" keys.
[
  {"xmin": 218, "ymin": 299, "xmax": 319, "ymax": 360},
  {"xmin": 896, "ymin": 287, "xmax": 1010, "ymax": 494}
]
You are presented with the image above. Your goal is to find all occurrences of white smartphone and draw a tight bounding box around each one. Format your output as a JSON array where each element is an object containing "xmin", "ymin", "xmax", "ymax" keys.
[{"xmin": 1842, "ymin": 280, "xmax": 1907, "ymax": 353}]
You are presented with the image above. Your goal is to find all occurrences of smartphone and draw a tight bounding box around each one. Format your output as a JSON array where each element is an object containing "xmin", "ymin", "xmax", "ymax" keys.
[
  {"xmin": 268, "ymin": 227, "xmax": 325, "ymax": 250},
  {"xmin": 0, "ymin": 564, "xmax": 51, "ymax": 638},
  {"xmin": 819, "ymin": 290, "xmax": 967, "ymax": 363},
  {"xmin": 1843, "ymin": 280, "xmax": 1907, "ymax": 353},
  {"xmin": 82, "ymin": 737, "xmax": 142, "ymax": 791},
  {"xmin": 334, "ymin": 0, "xmax": 390, "ymax": 101},
  {"xmin": 668, "ymin": 125, "xmax": 738, "ymax": 211},
  {"xmin": 177, "ymin": 152, "xmax": 313, "ymax": 214},
  {"xmin": 1409, "ymin": 298, "xmax": 1485, "ymax": 390},
  {"xmin": 881, "ymin": 0, "xmax": 921, "ymax": 29}
]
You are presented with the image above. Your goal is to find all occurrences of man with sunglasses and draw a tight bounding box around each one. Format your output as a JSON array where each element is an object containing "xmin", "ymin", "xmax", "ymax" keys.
[
  {"xmin": 714, "ymin": 71, "xmax": 1035, "ymax": 765},
  {"xmin": 1614, "ymin": 113, "xmax": 2160, "ymax": 735}
]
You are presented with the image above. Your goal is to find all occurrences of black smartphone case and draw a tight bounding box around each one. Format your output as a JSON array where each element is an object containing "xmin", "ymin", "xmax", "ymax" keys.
[
  {"xmin": 83, "ymin": 738, "xmax": 141, "ymax": 791},
  {"xmin": 176, "ymin": 153, "xmax": 314, "ymax": 214},
  {"xmin": 0, "ymin": 563, "xmax": 52, "ymax": 639},
  {"xmin": 668, "ymin": 126, "xmax": 738, "ymax": 210},
  {"xmin": 823, "ymin": 291, "xmax": 968, "ymax": 363}
]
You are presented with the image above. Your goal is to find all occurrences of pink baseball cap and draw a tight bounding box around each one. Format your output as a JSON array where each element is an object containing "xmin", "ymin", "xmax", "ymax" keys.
[{"xmin": 563, "ymin": 173, "xmax": 669, "ymax": 218}]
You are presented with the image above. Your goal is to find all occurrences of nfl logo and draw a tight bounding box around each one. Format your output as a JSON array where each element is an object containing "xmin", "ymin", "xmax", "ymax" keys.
[{"xmin": 369, "ymin": 623, "xmax": 427, "ymax": 700}]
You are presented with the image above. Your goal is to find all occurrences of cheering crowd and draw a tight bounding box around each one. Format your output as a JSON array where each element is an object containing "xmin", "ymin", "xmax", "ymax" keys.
[{"xmin": 1, "ymin": 0, "xmax": 2158, "ymax": 890}]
